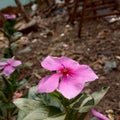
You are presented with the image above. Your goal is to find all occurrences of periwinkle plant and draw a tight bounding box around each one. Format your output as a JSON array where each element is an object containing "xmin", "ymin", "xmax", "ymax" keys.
[
  {"xmin": 0, "ymin": 57, "xmax": 30, "ymax": 120},
  {"xmin": 13, "ymin": 56, "xmax": 110, "ymax": 120},
  {"xmin": 0, "ymin": 56, "xmax": 21, "ymax": 76},
  {"xmin": 0, "ymin": 14, "xmax": 22, "ymax": 58},
  {"xmin": 37, "ymin": 56, "xmax": 98, "ymax": 99}
]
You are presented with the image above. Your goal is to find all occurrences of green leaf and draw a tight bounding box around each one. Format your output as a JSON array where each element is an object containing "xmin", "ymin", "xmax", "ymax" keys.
[
  {"xmin": 0, "ymin": 58, "xmax": 8, "ymax": 62},
  {"xmin": 10, "ymin": 70, "xmax": 19, "ymax": 81},
  {"xmin": 17, "ymin": 76, "xmax": 31, "ymax": 90},
  {"xmin": 14, "ymin": 98, "xmax": 63, "ymax": 120},
  {"xmin": 90, "ymin": 117, "xmax": 99, "ymax": 120},
  {"xmin": 28, "ymin": 86, "xmax": 41, "ymax": 100},
  {"xmin": 11, "ymin": 32, "xmax": 23, "ymax": 42},
  {"xmin": 18, "ymin": 47, "xmax": 31, "ymax": 54},
  {"xmin": 92, "ymin": 87, "xmax": 109, "ymax": 106},
  {"xmin": 38, "ymin": 93, "xmax": 65, "ymax": 112},
  {"xmin": 71, "ymin": 93, "xmax": 94, "ymax": 112},
  {"xmin": 17, "ymin": 110, "xmax": 28, "ymax": 120},
  {"xmin": 79, "ymin": 105, "xmax": 94, "ymax": 113},
  {"xmin": 71, "ymin": 87, "xmax": 109, "ymax": 113},
  {"xmin": 4, "ymin": 47, "xmax": 13, "ymax": 58},
  {"xmin": 4, "ymin": 19, "xmax": 16, "ymax": 36},
  {"xmin": 0, "ymin": 91, "xmax": 7, "ymax": 101},
  {"xmin": 44, "ymin": 114, "xmax": 65, "ymax": 120},
  {"xmin": 71, "ymin": 94, "xmax": 88, "ymax": 108},
  {"xmin": 0, "ymin": 102, "xmax": 7, "ymax": 117},
  {"xmin": 23, "ymin": 108, "xmax": 49, "ymax": 120},
  {"xmin": 13, "ymin": 98, "xmax": 47, "ymax": 120},
  {"xmin": 2, "ymin": 76, "xmax": 13, "ymax": 97},
  {"xmin": 13, "ymin": 98, "xmax": 42, "ymax": 113},
  {"xmin": 79, "ymin": 95, "xmax": 94, "ymax": 108},
  {"xmin": 15, "ymin": 87, "xmax": 66, "ymax": 120},
  {"xmin": 28, "ymin": 86, "xmax": 65, "ymax": 112}
]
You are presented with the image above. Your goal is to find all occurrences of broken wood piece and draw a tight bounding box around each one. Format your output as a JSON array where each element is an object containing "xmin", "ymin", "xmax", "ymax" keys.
[
  {"xmin": 14, "ymin": 0, "xmax": 30, "ymax": 22},
  {"xmin": 15, "ymin": 19, "xmax": 38, "ymax": 33}
]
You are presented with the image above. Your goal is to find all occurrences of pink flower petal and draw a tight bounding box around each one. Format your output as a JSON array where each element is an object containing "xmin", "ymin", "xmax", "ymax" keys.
[
  {"xmin": 4, "ymin": 14, "xmax": 16, "ymax": 19},
  {"xmin": 91, "ymin": 109, "xmax": 109, "ymax": 120},
  {"xmin": 59, "ymin": 56, "xmax": 80, "ymax": 69},
  {"xmin": 73, "ymin": 65, "xmax": 98, "ymax": 82},
  {"xmin": 57, "ymin": 76, "xmax": 85, "ymax": 99},
  {"xmin": 11, "ymin": 60, "xmax": 22, "ymax": 67},
  {"xmin": 3, "ymin": 66, "xmax": 15, "ymax": 76},
  {"xmin": 41, "ymin": 56, "xmax": 63, "ymax": 71},
  {"xmin": 7, "ymin": 56, "xmax": 15, "ymax": 64},
  {"xmin": 0, "ymin": 62, "xmax": 7, "ymax": 69},
  {"xmin": 7, "ymin": 56, "xmax": 21, "ymax": 67},
  {"xmin": 39, "ymin": 56, "xmax": 98, "ymax": 99},
  {"xmin": 37, "ymin": 73, "xmax": 61, "ymax": 93}
]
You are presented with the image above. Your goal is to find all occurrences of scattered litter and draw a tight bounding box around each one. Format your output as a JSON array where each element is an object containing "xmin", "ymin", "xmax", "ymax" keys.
[
  {"xmin": 65, "ymin": 24, "xmax": 70, "ymax": 28},
  {"xmin": 116, "ymin": 56, "xmax": 120, "ymax": 60},
  {"xmin": 31, "ymin": 3, "xmax": 38, "ymax": 11},
  {"xmin": 40, "ymin": 33, "xmax": 47, "ymax": 38},
  {"xmin": 78, "ymin": 6, "xmax": 83, "ymax": 11},
  {"xmin": 108, "ymin": 113, "xmax": 114, "ymax": 120},
  {"xmin": 0, "ymin": 33, "xmax": 5, "ymax": 40},
  {"xmin": 106, "ymin": 109, "xmax": 114, "ymax": 120},
  {"xmin": 24, "ymin": 62, "xmax": 34, "ymax": 68},
  {"xmin": 97, "ymin": 29, "xmax": 110, "ymax": 39},
  {"xmin": 96, "ymin": 9, "xmax": 120, "ymax": 23},
  {"xmin": 60, "ymin": 33, "xmax": 65, "ymax": 37},
  {"xmin": 106, "ymin": 109, "xmax": 114, "ymax": 114},
  {"xmin": 40, "ymin": 29, "xmax": 53, "ymax": 38},
  {"xmin": 32, "ymin": 39, "xmax": 38, "ymax": 43},
  {"xmin": 104, "ymin": 15, "xmax": 120, "ymax": 23},
  {"xmin": 18, "ymin": 47, "xmax": 31, "ymax": 54},
  {"xmin": 55, "ymin": 8, "xmax": 65, "ymax": 15},
  {"xmin": 15, "ymin": 36, "xmax": 29, "ymax": 47},
  {"xmin": 55, "ymin": 0, "xmax": 65, "ymax": 4},
  {"xmin": 62, "ymin": 43, "xmax": 68, "ymax": 48},
  {"xmin": 104, "ymin": 61, "xmax": 117, "ymax": 74},
  {"xmin": 33, "ymin": 72, "xmax": 41, "ymax": 79}
]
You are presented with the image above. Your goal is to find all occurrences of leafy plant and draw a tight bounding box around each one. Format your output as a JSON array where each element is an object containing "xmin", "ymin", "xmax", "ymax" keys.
[
  {"xmin": 0, "ymin": 57, "xmax": 30, "ymax": 120},
  {"xmin": 14, "ymin": 86, "xmax": 109, "ymax": 120},
  {"xmin": 13, "ymin": 56, "xmax": 110, "ymax": 120},
  {"xmin": 0, "ymin": 14, "xmax": 22, "ymax": 58}
]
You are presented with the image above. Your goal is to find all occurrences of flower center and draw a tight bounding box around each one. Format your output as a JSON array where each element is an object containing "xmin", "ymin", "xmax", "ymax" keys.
[
  {"xmin": 61, "ymin": 68, "xmax": 70, "ymax": 75},
  {"xmin": 5, "ymin": 63, "xmax": 10, "ymax": 67}
]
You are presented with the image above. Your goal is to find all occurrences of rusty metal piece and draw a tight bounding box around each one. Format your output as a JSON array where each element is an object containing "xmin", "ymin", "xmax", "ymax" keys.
[
  {"xmin": 65, "ymin": 0, "xmax": 120, "ymax": 37},
  {"xmin": 69, "ymin": 0, "xmax": 79, "ymax": 24},
  {"xmin": 78, "ymin": 0, "xmax": 87, "ymax": 37}
]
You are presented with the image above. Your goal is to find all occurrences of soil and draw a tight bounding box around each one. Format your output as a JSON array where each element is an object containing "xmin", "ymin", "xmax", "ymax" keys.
[{"xmin": 0, "ymin": 9, "xmax": 120, "ymax": 120}]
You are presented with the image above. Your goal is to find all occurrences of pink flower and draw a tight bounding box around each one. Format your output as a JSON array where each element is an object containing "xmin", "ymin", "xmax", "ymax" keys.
[
  {"xmin": 37, "ymin": 56, "xmax": 98, "ymax": 99},
  {"xmin": 91, "ymin": 109, "xmax": 109, "ymax": 120},
  {"xmin": 13, "ymin": 92, "xmax": 22, "ymax": 99},
  {"xmin": 4, "ymin": 14, "xmax": 16, "ymax": 19},
  {"xmin": 0, "ymin": 56, "xmax": 21, "ymax": 76}
]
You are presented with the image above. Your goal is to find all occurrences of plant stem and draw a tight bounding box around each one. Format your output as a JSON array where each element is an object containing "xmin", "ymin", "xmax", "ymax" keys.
[
  {"xmin": 8, "ymin": 38, "xmax": 11, "ymax": 49},
  {"xmin": 64, "ymin": 107, "xmax": 71, "ymax": 120},
  {"xmin": 76, "ymin": 112, "xmax": 88, "ymax": 120},
  {"xmin": 6, "ymin": 108, "xmax": 10, "ymax": 120}
]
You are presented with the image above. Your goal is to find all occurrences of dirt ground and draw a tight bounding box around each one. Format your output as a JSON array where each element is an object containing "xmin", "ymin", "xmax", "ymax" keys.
[{"xmin": 0, "ymin": 10, "xmax": 120, "ymax": 119}]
